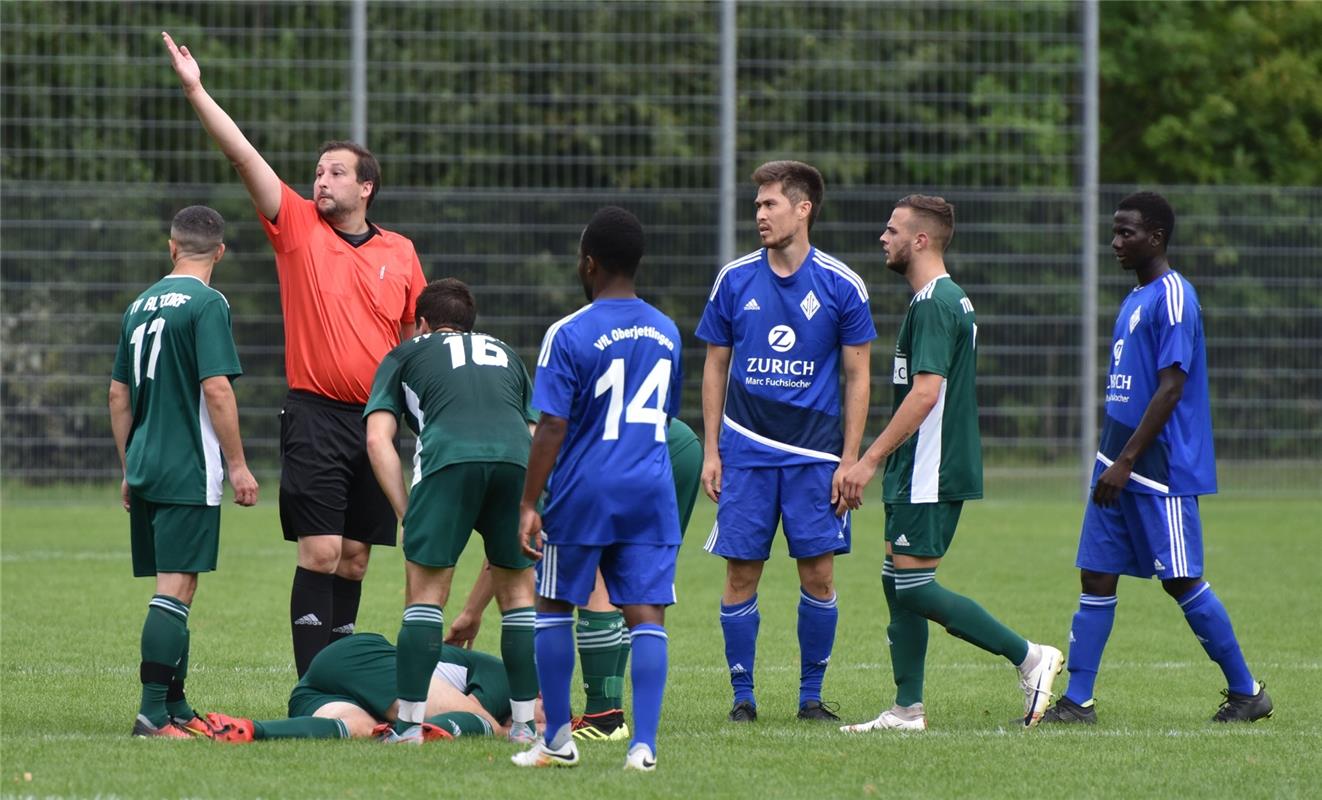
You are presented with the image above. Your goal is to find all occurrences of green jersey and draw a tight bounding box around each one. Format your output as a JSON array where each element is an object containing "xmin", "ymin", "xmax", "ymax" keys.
[
  {"xmin": 111, "ymin": 275, "xmax": 242, "ymax": 506},
  {"xmin": 364, "ymin": 331, "xmax": 535, "ymax": 483},
  {"xmin": 882, "ymin": 275, "xmax": 983, "ymax": 504}
]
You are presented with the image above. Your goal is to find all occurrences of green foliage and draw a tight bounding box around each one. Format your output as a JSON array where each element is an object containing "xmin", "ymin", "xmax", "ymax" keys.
[{"xmin": 1100, "ymin": 1, "xmax": 1322, "ymax": 185}]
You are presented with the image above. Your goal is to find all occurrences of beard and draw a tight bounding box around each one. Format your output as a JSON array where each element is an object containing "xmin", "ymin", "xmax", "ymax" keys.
[
  {"xmin": 762, "ymin": 228, "xmax": 796, "ymax": 250},
  {"xmin": 884, "ymin": 245, "xmax": 911, "ymax": 276},
  {"xmin": 316, "ymin": 196, "xmax": 353, "ymax": 224}
]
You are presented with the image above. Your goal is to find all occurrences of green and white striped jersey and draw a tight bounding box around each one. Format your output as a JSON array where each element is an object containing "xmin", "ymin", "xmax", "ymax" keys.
[
  {"xmin": 111, "ymin": 275, "xmax": 242, "ymax": 506},
  {"xmin": 882, "ymin": 275, "xmax": 983, "ymax": 504}
]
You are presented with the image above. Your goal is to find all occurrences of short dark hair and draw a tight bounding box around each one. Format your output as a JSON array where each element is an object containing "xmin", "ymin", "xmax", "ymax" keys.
[
  {"xmin": 319, "ymin": 140, "xmax": 381, "ymax": 208},
  {"xmin": 895, "ymin": 194, "xmax": 956, "ymax": 251},
  {"xmin": 1116, "ymin": 191, "xmax": 1175, "ymax": 246},
  {"xmin": 170, "ymin": 205, "xmax": 225, "ymax": 257},
  {"xmin": 751, "ymin": 160, "xmax": 825, "ymax": 228},
  {"xmin": 581, "ymin": 206, "xmax": 645, "ymax": 277},
  {"xmin": 415, "ymin": 278, "xmax": 477, "ymax": 332}
]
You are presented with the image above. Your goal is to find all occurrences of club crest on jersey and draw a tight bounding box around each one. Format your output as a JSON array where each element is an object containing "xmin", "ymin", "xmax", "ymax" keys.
[
  {"xmin": 1112, "ymin": 338, "xmax": 1124, "ymax": 367},
  {"xmin": 1128, "ymin": 305, "xmax": 1141, "ymax": 333},
  {"xmin": 800, "ymin": 290, "xmax": 821, "ymax": 320},
  {"xmin": 768, "ymin": 325, "xmax": 796, "ymax": 353}
]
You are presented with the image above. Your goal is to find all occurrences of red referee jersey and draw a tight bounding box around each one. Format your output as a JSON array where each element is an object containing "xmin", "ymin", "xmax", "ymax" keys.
[{"xmin": 260, "ymin": 182, "xmax": 427, "ymax": 404}]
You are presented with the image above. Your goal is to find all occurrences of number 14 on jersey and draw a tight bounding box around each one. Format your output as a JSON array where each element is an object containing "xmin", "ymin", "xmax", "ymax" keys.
[{"xmin": 594, "ymin": 357, "xmax": 672, "ymax": 442}]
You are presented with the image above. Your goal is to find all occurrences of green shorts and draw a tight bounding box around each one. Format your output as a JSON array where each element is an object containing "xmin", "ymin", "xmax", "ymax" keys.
[
  {"xmin": 439, "ymin": 644, "xmax": 512, "ymax": 723},
  {"xmin": 403, "ymin": 462, "xmax": 532, "ymax": 570},
  {"xmin": 884, "ymin": 501, "xmax": 964, "ymax": 558},
  {"xmin": 129, "ymin": 494, "xmax": 220, "ymax": 577},
  {"xmin": 288, "ymin": 633, "xmax": 397, "ymax": 720}
]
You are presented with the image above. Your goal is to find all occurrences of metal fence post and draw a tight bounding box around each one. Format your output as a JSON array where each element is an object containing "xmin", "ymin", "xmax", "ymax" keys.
[
  {"xmin": 1081, "ymin": 0, "xmax": 1100, "ymax": 497},
  {"xmin": 351, "ymin": 0, "xmax": 367, "ymax": 145},
  {"xmin": 718, "ymin": 0, "xmax": 737, "ymax": 266}
]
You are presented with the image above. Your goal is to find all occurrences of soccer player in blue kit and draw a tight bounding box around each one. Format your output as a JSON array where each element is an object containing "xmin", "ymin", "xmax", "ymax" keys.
[
  {"xmin": 696, "ymin": 161, "xmax": 874, "ymax": 723},
  {"xmin": 513, "ymin": 206, "xmax": 683, "ymax": 771},
  {"xmin": 1041, "ymin": 192, "xmax": 1273, "ymax": 725}
]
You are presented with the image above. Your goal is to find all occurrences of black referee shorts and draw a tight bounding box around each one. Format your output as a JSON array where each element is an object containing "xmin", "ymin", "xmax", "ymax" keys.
[{"xmin": 279, "ymin": 390, "xmax": 396, "ymax": 546}]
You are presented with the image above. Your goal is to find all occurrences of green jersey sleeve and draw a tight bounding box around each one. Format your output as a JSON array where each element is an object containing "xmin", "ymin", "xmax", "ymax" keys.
[
  {"xmin": 111, "ymin": 311, "xmax": 132, "ymax": 384},
  {"xmin": 907, "ymin": 299, "xmax": 957, "ymax": 377},
  {"xmin": 517, "ymin": 353, "xmax": 537, "ymax": 425},
  {"xmin": 195, "ymin": 296, "xmax": 242, "ymax": 381},
  {"xmin": 363, "ymin": 349, "xmax": 406, "ymax": 418}
]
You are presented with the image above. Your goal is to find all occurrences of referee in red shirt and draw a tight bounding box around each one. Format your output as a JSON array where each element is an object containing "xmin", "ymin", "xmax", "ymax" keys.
[{"xmin": 165, "ymin": 32, "xmax": 427, "ymax": 676}]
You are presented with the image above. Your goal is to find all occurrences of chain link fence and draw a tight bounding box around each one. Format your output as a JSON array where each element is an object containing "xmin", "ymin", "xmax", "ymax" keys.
[{"xmin": 4, "ymin": 1, "xmax": 1317, "ymax": 495}]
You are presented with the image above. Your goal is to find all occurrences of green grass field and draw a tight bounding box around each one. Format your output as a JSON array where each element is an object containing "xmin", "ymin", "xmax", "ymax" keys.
[{"xmin": 2, "ymin": 486, "xmax": 1318, "ymax": 799}]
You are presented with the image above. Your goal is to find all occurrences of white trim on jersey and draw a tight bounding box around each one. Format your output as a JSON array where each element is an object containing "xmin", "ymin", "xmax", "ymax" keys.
[
  {"xmin": 536, "ymin": 304, "xmax": 593, "ymax": 368},
  {"xmin": 910, "ymin": 378, "xmax": 948, "ymax": 503},
  {"xmin": 812, "ymin": 250, "xmax": 869, "ymax": 302},
  {"xmin": 1162, "ymin": 273, "xmax": 1185, "ymax": 325},
  {"xmin": 1094, "ymin": 451, "xmax": 1171, "ymax": 494},
  {"xmin": 197, "ymin": 393, "xmax": 223, "ymax": 506},
  {"xmin": 403, "ymin": 382, "xmax": 425, "ymax": 487},
  {"xmin": 721, "ymin": 414, "xmax": 841, "ymax": 463},
  {"xmin": 910, "ymin": 274, "xmax": 951, "ymax": 305},
  {"xmin": 1165, "ymin": 497, "xmax": 1189, "ymax": 577},
  {"xmin": 708, "ymin": 250, "xmax": 763, "ymax": 301}
]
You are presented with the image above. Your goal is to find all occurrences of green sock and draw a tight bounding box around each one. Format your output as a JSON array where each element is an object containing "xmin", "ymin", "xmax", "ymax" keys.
[
  {"xmin": 396, "ymin": 605, "xmax": 444, "ymax": 728},
  {"xmin": 165, "ymin": 629, "xmax": 193, "ymax": 721},
  {"xmin": 138, "ymin": 595, "xmax": 189, "ymax": 727},
  {"xmin": 611, "ymin": 626, "xmax": 630, "ymax": 709},
  {"xmin": 501, "ymin": 606, "xmax": 538, "ymax": 716},
  {"xmin": 253, "ymin": 717, "xmax": 348, "ymax": 740},
  {"xmin": 894, "ymin": 568, "xmax": 1029, "ymax": 664},
  {"xmin": 426, "ymin": 711, "xmax": 493, "ymax": 737},
  {"xmin": 576, "ymin": 609, "xmax": 625, "ymax": 714},
  {"xmin": 883, "ymin": 559, "xmax": 928, "ymax": 707}
]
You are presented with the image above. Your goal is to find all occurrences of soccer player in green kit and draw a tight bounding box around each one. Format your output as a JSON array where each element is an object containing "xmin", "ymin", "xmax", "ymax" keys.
[
  {"xmin": 109, "ymin": 206, "xmax": 259, "ymax": 738},
  {"xmin": 837, "ymin": 195, "xmax": 1062, "ymax": 732},
  {"xmin": 363, "ymin": 278, "xmax": 540, "ymax": 743}
]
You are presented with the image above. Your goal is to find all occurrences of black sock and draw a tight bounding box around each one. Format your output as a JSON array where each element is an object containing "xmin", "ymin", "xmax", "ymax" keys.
[
  {"xmin": 329, "ymin": 575, "xmax": 363, "ymax": 644},
  {"xmin": 290, "ymin": 567, "xmax": 335, "ymax": 678}
]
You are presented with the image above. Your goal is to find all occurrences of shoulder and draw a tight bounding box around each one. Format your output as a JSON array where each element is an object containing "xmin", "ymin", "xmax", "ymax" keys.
[
  {"xmin": 372, "ymin": 223, "xmax": 418, "ymax": 251},
  {"xmin": 536, "ymin": 304, "xmax": 595, "ymax": 367},
  {"xmin": 1156, "ymin": 270, "xmax": 1198, "ymax": 325},
  {"xmin": 708, "ymin": 249, "xmax": 764, "ymax": 299},
  {"xmin": 810, "ymin": 249, "xmax": 869, "ymax": 303}
]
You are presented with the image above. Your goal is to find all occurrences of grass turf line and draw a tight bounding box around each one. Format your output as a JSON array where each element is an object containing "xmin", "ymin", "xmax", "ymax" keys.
[{"xmin": 1, "ymin": 489, "xmax": 1318, "ymax": 799}]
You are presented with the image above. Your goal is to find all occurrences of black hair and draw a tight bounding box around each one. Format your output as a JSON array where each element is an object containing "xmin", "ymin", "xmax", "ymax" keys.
[
  {"xmin": 319, "ymin": 140, "xmax": 382, "ymax": 208},
  {"xmin": 1116, "ymin": 191, "xmax": 1175, "ymax": 246},
  {"xmin": 170, "ymin": 205, "xmax": 225, "ymax": 257},
  {"xmin": 415, "ymin": 278, "xmax": 477, "ymax": 332},
  {"xmin": 581, "ymin": 206, "xmax": 645, "ymax": 277}
]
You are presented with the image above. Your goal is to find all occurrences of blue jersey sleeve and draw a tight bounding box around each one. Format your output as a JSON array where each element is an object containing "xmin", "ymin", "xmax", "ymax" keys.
[
  {"xmin": 532, "ymin": 327, "xmax": 580, "ymax": 420},
  {"xmin": 1154, "ymin": 275, "xmax": 1196, "ymax": 375},
  {"xmin": 835, "ymin": 279, "xmax": 877, "ymax": 347},
  {"xmin": 694, "ymin": 279, "xmax": 733, "ymax": 346}
]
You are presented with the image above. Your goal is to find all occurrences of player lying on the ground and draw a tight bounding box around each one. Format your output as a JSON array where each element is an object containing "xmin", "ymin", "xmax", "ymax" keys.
[{"xmin": 205, "ymin": 632, "xmax": 542, "ymax": 742}]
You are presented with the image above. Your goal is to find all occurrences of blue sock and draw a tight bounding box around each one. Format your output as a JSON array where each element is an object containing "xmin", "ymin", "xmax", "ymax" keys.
[
  {"xmin": 628, "ymin": 623, "xmax": 668, "ymax": 754},
  {"xmin": 1063, "ymin": 593, "xmax": 1117, "ymax": 705},
  {"xmin": 719, "ymin": 595, "xmax": 759, "ymax": 705},
  {"xmin": 534, "ymin": 612, "xmax": 575, "ymax": 748},
  {"xmin": 1179, "ymin": 582, "xmax": 1255, "ymax": 696},
  {"xmin": 797, "ymin": 587, "xmax": 838, "ymax": 706}
]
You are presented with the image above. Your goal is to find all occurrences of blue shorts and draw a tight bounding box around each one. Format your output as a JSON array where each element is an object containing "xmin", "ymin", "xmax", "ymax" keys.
[
  {"xmin": 702, "ymin": 463, "xmax": 851, "ymax": 561},
  {"xmin": 535, "ymin": 541, "xmax": 678, "ymax": 607},
  {"xmin": 1077, "ymin": 492, "xmax": 1204, "ymax": 580}
]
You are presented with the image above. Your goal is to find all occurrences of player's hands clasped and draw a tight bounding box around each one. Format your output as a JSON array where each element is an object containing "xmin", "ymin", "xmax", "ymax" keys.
[
  {"xmin": 701, "ymin": 453, "xmax": 723, "ymax": 502},
  {"xmin": 518, "ymin": 504, "xmax": 544, "ymax": 560},
  {"xmin": 831, "ymin": 460, "xmax": 858, "ymax": 516},
  {"xmin": 229, "ymin": 465, "xmax": 259, "ymax": 507},
  {"xmin": 838, "ymin": 457, "xmax": 879, "ymax": 511},
  {"xmin": 162, "ymin": 32, "xmax": 202, "ymax": 91}
]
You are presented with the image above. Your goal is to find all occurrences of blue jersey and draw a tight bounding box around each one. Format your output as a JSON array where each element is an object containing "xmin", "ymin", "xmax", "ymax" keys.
[
  {"xmin": 533, "ymin": 298, "xmax": 684, "ymax": 546},
  {"xmin": 1096, "ymin": 269, "xmax": 1216, "ymax": 496},
  {"xmin": 695, "ymin": 247, "xmax": 876, "ymax": 467}
]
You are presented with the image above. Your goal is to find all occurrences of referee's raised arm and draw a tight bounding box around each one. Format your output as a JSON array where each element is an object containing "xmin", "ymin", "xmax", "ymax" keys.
[{"xmin": 162, "ymin": 31, "xmax": 281, "ymax": 222}]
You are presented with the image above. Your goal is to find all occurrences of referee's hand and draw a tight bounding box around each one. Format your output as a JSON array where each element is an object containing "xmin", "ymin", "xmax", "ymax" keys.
[{"xmin": 161, "ymin": 32, "xmax": 202, "ymax": 92}]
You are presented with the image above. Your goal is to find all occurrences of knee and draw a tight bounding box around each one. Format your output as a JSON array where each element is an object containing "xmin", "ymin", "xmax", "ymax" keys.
[
  {"xmin": 1079, "ymin": 569, "xmax": 1118, "ymax": 597},
  {"xmin": 1161, "ymin": 576, "xmax": 1202, "ymax": 600},
  {"xmin": 724, "ymin": 564, "xmax": 761, "ymax": 601},
  {"xmin": 297, "ymin": 537, "xmax": 342, "ymax": 573},
  {"xmin": 336, "ymin": 545, "xmax": 372, "ymax": 581}
]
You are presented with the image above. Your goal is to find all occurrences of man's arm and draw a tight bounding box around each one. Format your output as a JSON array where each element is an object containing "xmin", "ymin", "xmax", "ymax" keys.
[
  {"xmin": 398, "ymin": 321, "xmax": 416, "ymax": 342},
  {"xmin": 700, "ymin": 343, "xmax": 732, "ymax": 502},
  {"xmin": 832, "ymin": 342, "xmax": 872, "ymax": 513},
  {"xmin": 445, "ymin": 560, "xmax": 495, "ymax": 649},
  {"xmin": 1092, "ymin": 365, "xmax": 1187, "ymax": 507},
  {"xmin": 162, "ymin": 31, "xmax": 281, "ymax": 220},
  {"xmin": 109, "ymin": 379, "xmax": 133, "ymax": 511},
  {"xmin": 365, "ymin": 410, "xmax": 407, "ymax": 520},
  {"xmin": 518, "ymin": 413, "xmax": 568, "ymax": 559},
  {"xmin": 839, "ymin": 372, "xmax": 943, "ymax": 508},
  {"xmin": 201, "ymin": 376, "xmax": 258, "ymax": 506}
]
